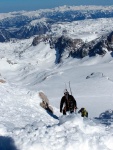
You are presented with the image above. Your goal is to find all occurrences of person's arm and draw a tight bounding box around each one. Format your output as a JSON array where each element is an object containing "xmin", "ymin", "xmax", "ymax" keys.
[
  {"xmin": 60, "ymin": 97, "xmax": 64, "ymax": 112},
  {"xmin": 78, "ymin": 109, "xmax": 81, "ymax": 113}
]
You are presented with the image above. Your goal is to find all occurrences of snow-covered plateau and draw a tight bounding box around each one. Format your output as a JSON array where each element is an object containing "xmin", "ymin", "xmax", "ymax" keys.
[{"xmin": 0, "ymin": 6, "xmax": 113, "ymax": 150}]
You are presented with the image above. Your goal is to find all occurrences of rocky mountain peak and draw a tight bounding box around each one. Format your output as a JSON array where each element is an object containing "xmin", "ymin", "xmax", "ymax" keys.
[{"xmin": 32, "ymin": 31, "xmax": 113, "ymax": 63}]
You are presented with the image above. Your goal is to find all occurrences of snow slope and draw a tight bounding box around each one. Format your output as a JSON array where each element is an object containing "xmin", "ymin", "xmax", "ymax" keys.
[{"xmin": 0, "ymin": 20, "xmax": 113, "ymax": 150}]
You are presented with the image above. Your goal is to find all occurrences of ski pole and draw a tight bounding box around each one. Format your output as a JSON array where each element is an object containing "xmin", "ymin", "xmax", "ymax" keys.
[{"xmin": 69, "ymin": 81, "xmax": 72, "ymax": 95}]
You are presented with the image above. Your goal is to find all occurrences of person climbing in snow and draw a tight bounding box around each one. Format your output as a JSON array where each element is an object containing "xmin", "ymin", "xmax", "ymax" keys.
[
  {"xmin": 78, "ymin": 108, "xmax": 88, "ymax": 117},
  {"xmin": 60, "ymin": 89, "xmax": 77, "ymax": 115}
]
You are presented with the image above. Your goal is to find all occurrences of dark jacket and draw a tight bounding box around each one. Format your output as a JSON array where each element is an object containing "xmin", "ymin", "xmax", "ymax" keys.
[{"xmin": 60, "ymin": 94, "xmax": 77, "ymax": 113}]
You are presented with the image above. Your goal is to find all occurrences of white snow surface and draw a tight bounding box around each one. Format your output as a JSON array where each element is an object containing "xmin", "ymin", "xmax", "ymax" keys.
[
  {"xmin": 0, "ymin": 20, "xmax": 113, "ymax": 150},
  {"xmin": 51, "ymin": 18, "xmax": 113, "ymax": 42}
]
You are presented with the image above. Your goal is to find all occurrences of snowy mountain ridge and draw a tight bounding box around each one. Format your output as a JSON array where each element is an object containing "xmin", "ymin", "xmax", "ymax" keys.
[
  {"xmin": 32, "ymin": 29, "xmax": 113, "ymax": 63},
  {"xmin": 1, "ymin": 5, "xmax": 113, "ymax": 20},
  {"xmin": 1, "ymin": 5, "xmax": 113, "ymax": 42}
]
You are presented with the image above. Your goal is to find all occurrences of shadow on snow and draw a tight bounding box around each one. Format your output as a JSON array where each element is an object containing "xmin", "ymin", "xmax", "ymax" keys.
[
  {"xmin": 94, "ymin": 109, "xmax": 113, "ymax": 126},
  {"xmin": 46, "ymin": 110, "xmax": 59, "ymax": 120},
  {"xmin": 0, "ymin": 136, "xmax": 18, "ymax": 150}
]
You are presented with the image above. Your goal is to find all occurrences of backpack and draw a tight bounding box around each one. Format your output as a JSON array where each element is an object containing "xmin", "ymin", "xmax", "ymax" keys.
[{"xmin": 78, "ymin": 108, "xmax": 88, "ymax": 117}]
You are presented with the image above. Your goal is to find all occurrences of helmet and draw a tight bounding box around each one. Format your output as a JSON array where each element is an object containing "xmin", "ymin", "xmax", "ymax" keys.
[{"xmin": 64, "ymin": 89, "xmax": 69, "ymax": 94}]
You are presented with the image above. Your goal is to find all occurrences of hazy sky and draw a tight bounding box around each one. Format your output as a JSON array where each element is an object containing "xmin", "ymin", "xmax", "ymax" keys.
[{"xmin": 0, "ymin": 0, "xmax": 113, "ymax": 13}]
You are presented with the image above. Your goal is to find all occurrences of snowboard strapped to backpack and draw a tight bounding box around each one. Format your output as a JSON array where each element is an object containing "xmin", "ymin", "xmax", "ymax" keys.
[{"xmin": 39, "ymin": 92, "xmax": 53, "ymax": 114}]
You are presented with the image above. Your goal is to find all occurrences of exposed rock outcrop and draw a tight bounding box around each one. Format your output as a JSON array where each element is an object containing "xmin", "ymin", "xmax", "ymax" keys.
[{"xmin": 32, "ymin": 31, "xmax": 113, "ymax": 63}]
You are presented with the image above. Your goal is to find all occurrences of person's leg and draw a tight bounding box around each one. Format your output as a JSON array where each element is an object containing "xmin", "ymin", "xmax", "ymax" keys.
[
  {"xmin": 70, "ymin": 111, "xmax": 74, "ymax": 114},
  {"xmin": 63, "ymin": 107, "xmax": 66, "ymax": 115},
  {"xmin": 63, "ymin": 109, "xmax": 66, "ymax": 115}
]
